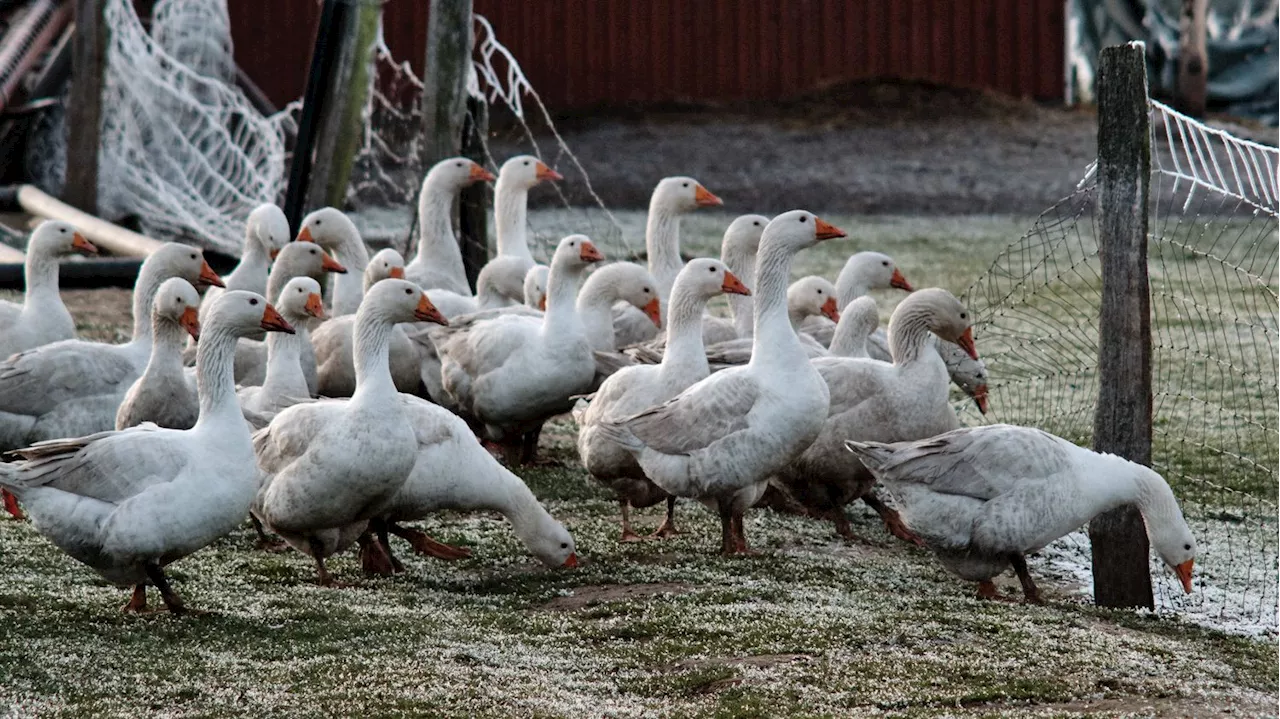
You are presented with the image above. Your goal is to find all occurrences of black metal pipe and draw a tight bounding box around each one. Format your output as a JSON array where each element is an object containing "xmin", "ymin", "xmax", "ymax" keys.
[{"xmin": 283, "ymin": 0, "xmax": 344, "ymax": 234}]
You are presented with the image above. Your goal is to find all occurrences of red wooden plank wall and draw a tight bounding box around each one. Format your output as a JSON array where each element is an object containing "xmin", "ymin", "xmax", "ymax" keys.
[{"xmin": 226, "ymin": 0, "xmax": 1065, "ymax": 110}]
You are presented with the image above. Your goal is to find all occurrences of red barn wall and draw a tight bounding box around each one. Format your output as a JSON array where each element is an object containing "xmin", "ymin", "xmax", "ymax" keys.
[{"xmin": 227, "ymin": 0, "xmax": 1065, "ymax": 110}]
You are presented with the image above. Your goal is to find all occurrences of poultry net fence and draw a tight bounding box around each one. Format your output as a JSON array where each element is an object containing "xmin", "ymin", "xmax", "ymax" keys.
[
  {"xmin": 27, "ymin": 0, "xmax": 631, "ymax": 261},
  {"xmin": 959, "ymin": 100, "xmax": 1278, "ymax": 637}
]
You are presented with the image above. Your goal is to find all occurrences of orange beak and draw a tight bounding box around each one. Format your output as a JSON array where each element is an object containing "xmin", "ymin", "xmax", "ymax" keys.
[
  {"xmin": 71, "ymin": 232, "xmax": 97, "ymax": 256},
  {"xmin": 813, "ymin": 217, "xmax": 846, "ymax": 241},
  {"xmin": 694, "ymin": 184, "xmax": 722, "ymax": 207},
  {"xmin": 955, "ymin": 326, "xmax": 979, "ymax": 360},
  {"xmin": 178, "ymin": 306, "xmax": 200, "ymax": 341},
  {"xmin": 642, "ymin": 297, "xmax": 661, "ymax": 328},
  {"xmin": 820, "ymin": 296, "xmax": 840, "ymax": 322},
  {"xmin": 305, "ymin": 292, "xmax": 328, "ymax": 320},
  {"xmin": 320, "ymin": 252, "xmax": 347, "ymax": 274},
  {"xmin": 1175, "ymin": 559, "xmax": 1194, "ymax": 594},
  {"xmin": 269, "ymin": 249, "xmax": 280, "ymax": 260},
  {"xmin": 415, "ymin": 293, "xmax": 449, "ymax": 325},
  {"xmin": 388, "ymin": 266, "xmax": 405, "ymax": 279},
  {"xmin": 260, "ymin": 303, "xmax": 295, "ymax": 334},
  {"xmin": 469, "ymin": 163, "xmax": 497, "ymax": 183},
  {"xmin": 890, "ymin": 267, "xmax": 913, "ymax": 291},
  {"xmin": 296, "ymin": 226, "xmax": 315, "ymax": 243},
  {"xmin": 720, "ymin": 270, "xmax": 751, "ymax": 296},
  {"xmin": 198, "ymin": 260, "xmax": 225, "ymax": 288},
  {"xmin": 537, "ymin": 294, "xmax": 547, "ymax": 311},
  {"xmin": 972, "ymin": 383, "xmax": 989, "ymax": 415},
  {"xmin": 535, "ymin": 161, "xmax": 564, "ymax": 182},
  {"xmin": 562, "ymin": 553, "xmax": 579, "ymax": 568},
  {"xmin": 579, "ymin": 240, "xmax": 604, "ymax": 263}
]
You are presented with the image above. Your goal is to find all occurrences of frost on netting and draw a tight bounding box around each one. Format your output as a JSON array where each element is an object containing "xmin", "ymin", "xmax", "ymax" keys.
[{"xmin": 962, "ymin": 100, "xmax": 1278, "ymax": 637}]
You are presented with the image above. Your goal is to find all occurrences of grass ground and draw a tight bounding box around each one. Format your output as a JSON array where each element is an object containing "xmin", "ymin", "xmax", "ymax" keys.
[{"xmin": 0, "ymin": 213, "xmax": 1275, "ymax": 717}]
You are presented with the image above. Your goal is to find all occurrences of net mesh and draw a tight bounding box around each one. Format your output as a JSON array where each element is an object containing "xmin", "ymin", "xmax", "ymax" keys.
[{"xmin": 962, "ymin": 100, "xmax": 1277, "ymax": 636}]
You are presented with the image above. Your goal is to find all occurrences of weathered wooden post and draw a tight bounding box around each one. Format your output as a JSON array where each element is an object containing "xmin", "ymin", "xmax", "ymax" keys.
[
  {"xmin": 422, "ymin": 0, "xmax": 487, "ymax": 290},
  {"xmin": 459, "ymin": 95, "xmax": 489, "ymax": 287},
  {"xmin": 1176, "ymin": 0, "xmax": 1208, "ymax": 116},
  {"xmin": 1089, "ymin": 42, "xmax": 1155, "ymax": 609},
  {"xmin": 65, "ymin": 0, "xmax": 107, "ymax": 213},
  {"xmin": 283, "ymin": 0, "xmax": 343, "ymax": 232}
]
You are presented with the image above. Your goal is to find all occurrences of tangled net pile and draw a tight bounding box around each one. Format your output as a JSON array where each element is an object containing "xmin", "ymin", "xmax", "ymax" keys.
[{"xmin": 962, "ymin": 100, "xmax": 1278, "ymax": 636}]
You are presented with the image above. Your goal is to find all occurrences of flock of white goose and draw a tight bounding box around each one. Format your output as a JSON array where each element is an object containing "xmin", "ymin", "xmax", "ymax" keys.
[{"xmin": 0, "ymin": 154, "xmax": 1196, "ymax": 613}]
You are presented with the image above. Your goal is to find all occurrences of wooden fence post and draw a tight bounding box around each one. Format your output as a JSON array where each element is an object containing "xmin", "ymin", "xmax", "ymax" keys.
[
  {"xmin": 283, "ymin": 0, "xmax": 343, "ymax": 233},
  {"xmin": 422, "ymin": 0, "xmax": 487, "ymax": 291},
  {"xmin": 1089, "ymin": 42, "xmax": 1155, "ymax": 609},
  {"xmin": 458, "ymin": 95, "xmax": 488, "ymax": 288},
  {"xmin": 1176, "ymin": 0, "xmax": 1208, "ymax": 116},
  {"xmin": 65, "ymin": 0, "xmax": 107, "ymax": 214}
]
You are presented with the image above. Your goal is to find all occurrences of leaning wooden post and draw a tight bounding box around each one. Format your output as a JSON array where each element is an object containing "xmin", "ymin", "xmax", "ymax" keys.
[
  {"xmin": 1088, "ymin": 42, "xmax": 1155, "ymax": 610},
  {"xmin": 1176, "ymin": 0, "xmax": 1208, "ymax": 117},
  {"xmin": 65, "ymin": 0, "xmax": 107, "ymax": 214},
  {"xmin": 422, "ymin": 0, "xmax": 487, "ymax": 291}
]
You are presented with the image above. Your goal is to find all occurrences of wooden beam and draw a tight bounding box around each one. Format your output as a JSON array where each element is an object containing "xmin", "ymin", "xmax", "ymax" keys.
[
  {"xmin": 65, "ymin": 0, "xmax": 107, "ymax": 214},
  {"xmin": 1088, "ymin": 42, "xmax": 1154, "ymax": 610},
  {"xmin": 1176, "ymin": 0, "xmax": 1208, "ymax": 116}
]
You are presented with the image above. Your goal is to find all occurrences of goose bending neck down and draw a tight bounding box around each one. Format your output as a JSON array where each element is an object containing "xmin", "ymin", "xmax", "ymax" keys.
[
  {"xmin": 406, "ymin": 158, "xmax": 495, "ymax": 295},
  {"xmin": 828, "ymin": 296, "xmax": 879, "ymax": 359}
]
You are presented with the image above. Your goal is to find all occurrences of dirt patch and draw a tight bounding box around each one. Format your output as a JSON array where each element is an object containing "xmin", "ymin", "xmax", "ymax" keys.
[
  {"xmin": 539, "ymin": 582, "xmax": 694, "ymax": 611},
  {"xmin": 63, "ymin": 288, "xmax": 134, "ymax": 341}
]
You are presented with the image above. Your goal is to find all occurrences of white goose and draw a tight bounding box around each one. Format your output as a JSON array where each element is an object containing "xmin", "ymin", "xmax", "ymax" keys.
[
  {"xmin": 579, "ymin": 262, "xmax": 661, "ymax": 352},
  {"xmin": 296, "ymin": 207, "xmax": 368, "ymax": 316},
  {"xmin": 115, "ymin": 278, "xmax": 203, "ymax": 430},
  {"xmin": 368, "ymin": 395, "xmax": 578, "ymax": 571},
  {"xmin": 523, "ymin": 264, "xmax": 549, "ymax": 309},
  {"xmin": 0, "ymin": 291, "xmax": 294, "ymax": 612},
  {"xmin": 799, "ymin": 251, "xmax": 912, "ymax": 346},
  {"xmin": 476, "ymin": 154, "xmax": 563, "ymax": 305},
  {"xmin": 700, "ymin": 275, "xmax": 839, "ymax": 367},
  {"xmin": 0, "ymin": 244, "xmax": 223, "ymax": 452},
  {"xmin": 237, "ymin": 277, "xmax": 328, "ymax": 421},
  {"xmin": 253, "ymin": 279, "xmax": 447, "ymax": 585},
  {"xmin": 438, "ymin": 235, "xmax": 605, "ymax": 463},
  {"xmin": 612, "ymin": 176, "xmax": 722, "ymax": 346},
  {"xmin": 578, "ymin": 258, "xmax": 749, "ymax": 541},
  {"xmin": 828, "ymin": 296, "xmax": 879, "ymax": 359},
  {"xmin": 198, "ymin": 204, "xmax": 290, "ymax": 324},
  {"xmin": 404, "ymin": 158, "xmax": 495, "ymax": 295},
  {"xmin": 719, "ymin": 214, "xmax": 768, "ymax": 339},
  {"xmin": 846, "ymin": 425, "xmax": 1197, "ymax": 603},
  {"xmin": 769, "ymin": 288, "xmax": 978, "ymax": 543},
  {"xmin": 0, "ymin": 221, "xmax": 97, "ymax": 359},
  {"xmin": 597, "ymin": 211, "xmax": 845, "ymax": 554}
]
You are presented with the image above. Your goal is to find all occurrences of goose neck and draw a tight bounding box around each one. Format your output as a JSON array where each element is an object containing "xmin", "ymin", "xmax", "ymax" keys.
[
  {"xmin": 646, "ymin": 207, "xmax": 682, "ymax": 298},
  {"xmin": 130, "ymin": 266, "xmax": 166, "ymax": 342},
  {"xmin": 494, "ymin": 178, "xmax": 532, "ymax": 261},
  {"xmin": 661, "ymin": 288, "xmax": 711, "ymax": 379},
  {"xmin": 193, "ymin": 326, "xmax": 244, "ymax": 428},
  {"xmin": 146, "ymin": 319, "xmax": 187, "ymax": 375},
  {"xmin": 22, "ymin": 246, "xmax": 60, "ymax": 303},
  {"xmin": 229, "ymin": 238, "xmax": 269, "ymax": 288},
  {"xmin": 887, "ymin": 305, "xmax": 936, "ymax": 365},
  {"xmin": 543, "ymin": 261, "xmax": 584, "ymax": 337},
  {"xmin": 576, "ymin": 286, "xmax": 617, "ymax": 352},
  {"xmin": 750, "ymin": 246, "xmax": 805, "ymax": 366},
  {"xmin": 837, "ymin": 276, "xmax": 870, "ymax": 308},
  {"xmin": 415, "ymin": 181, "xmax": 467, "ymax": 278},
  {"xmin": 351, "ymin": 309, "xmax": 397, "ymax": 401},
  {"xmin": 261, "ymin": 325, "xmax": 307, "ymax": 398}
]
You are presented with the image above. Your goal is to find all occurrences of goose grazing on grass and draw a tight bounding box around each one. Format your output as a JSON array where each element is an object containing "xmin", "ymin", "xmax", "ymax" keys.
[
  {"xmin": 199, "ymin": 204, "xmax": 290, "ymax": 324},
  {"xmin": 438, "ymin": 235, "xmax": 605, "ymax": 464},
  {"xmin": 369, "ymin": 395, "xmax": 578, "ymax": 571},
  {"xmin": 405, "ymin": 157, "xmax": 495, "ymax": 295},
  {"xmin": 613, "ymin": 176, "xmax": 722, "ymax": 346},
  {"xmin": 253, "ymin": 280, "xmax": 447, "ymax": 586},
  {"xmin": 0, "ymin": 291, "xmax": 294, "ymax": 613},
  {"xmin": 0, "ymin": 220, "xmax": 97, "ymax": 359},
  {"xmin": 769, "ymin": 288, "xmax": 978, "ymax": 543},
  {"xmin": 597, "ymin": 211, "xmax": 845, "ymax": 555},
  {"xmin": 295, "ymin": 207, "xmax": 367, "ymax": 316},
  {"xmin": 577, "ymin": 258, "xmax": 749, "ymax": 541},
  {"xmin": 115, "ymin": 279, "xmax": 203, "ymax": 430},
  {"xmin": 0, "ymin": 243, "xmax": 223, "ymax": 454},
  {"xmin": 846, "ymin": 425, "xmax": 1197, "ymax": 603},
  {"xmin": 237, "ymin": 277, "xmax": 328, "ymax": 421}
]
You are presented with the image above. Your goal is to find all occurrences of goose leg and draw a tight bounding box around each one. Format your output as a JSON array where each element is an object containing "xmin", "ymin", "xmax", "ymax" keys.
[
  {"xmin": 650, "ymin": 496, "xmax": 681, "ymax": 539},
  {"xmin": 829, "ymin": 508, "xmax": 860, "ymax": 541},
  {"xmin": 250, "ymin": 515, "xmax": 288, "ymax": 552},
  {"xmin": 387, "ymin": 522, "xmax": 471, "ymax": 560},
  {"xmin": 358, "ymin": 530, "xmax": 396, "ymax": 576},
  {"xmin": 143, "ymin": 563, "xmax": 185, "ymax": 614},
  {"xmin": 976, "ymin": 580, "xmax": 1001, "ymax": 601},
  {"xmin": 519, "ymin": 427, "xmax": 541, "ymax": 465},
  {"xmin": 717, "ymin": 504, "xmax": 737, "ymax": 555},
  {"xmin": 618, "ymin": 500, "xmax": 643, "ymax": 543},
  {"xmin": 2, "ymin": 489, "xmax": 23, "ymax": 519},
  {"xmin": 1008, "ymin": 553, "xmax": 1043, "ymax": 604},
  {"xmin": 375, "ymin": 522, "xmax": 405, "ymax": 573},
  {"xmin": 122, "ymin": 585, "xmax": 147, "ymax": 613},
  {"xmin": 308, "ymin": 536, "xmax": 338, "ymax": 587},
  {"xmin": 728, "ymin": 513, "xmax": 757, "ymax": 556},
  {"xmin": 862, "ymin": 494, "xmax": 924, "ymax": 547}
]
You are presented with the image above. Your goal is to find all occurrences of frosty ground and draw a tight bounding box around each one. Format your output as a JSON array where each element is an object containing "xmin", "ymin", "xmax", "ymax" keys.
[{"xmin": 0, "ymin": 211, "xmax": 1275, "ymax": 718}]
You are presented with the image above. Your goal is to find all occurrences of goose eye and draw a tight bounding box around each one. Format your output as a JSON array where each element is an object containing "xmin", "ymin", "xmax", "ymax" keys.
[
  {"xmin": 190, "ymin": 253, "xmax": 198, "ymax": 260},
  {"xmin": 560, "ymin": 542, "xmax": 568, "ymax": 549},
  {"xmin": 960, "ymin": 312, "xmax": 967, "ymax": 319},
  {"xmin": 249, "ymin": 298, "xmax": 259, "ymax": 306},
  {"xmin": 816, "ymin": 289, "xmax": 823, "ymax": 294},
  {"xmin": 523, "ymin": 161, "xmax": 530, "ymax": 166},
  {"xmin": 682, "ymin": 182, "xmax": 689, "ymax": 188},
  {"xmin": 753, "ymin": 221, "xmax": 760, "ymax": 226},
  {"xmin": 405, "ymin": 288, "xmax": 413, "ymax": 295},
  {"xmin": 882, "ymin": 261, "xmax": 890, "ymax": 267},
  {"xmin": 708, "ymin": 267, "xmax": 714, "ymax": 273},
  {"xmin": 1184, "ymin": 543, "xmax": 1191, "ymax": 550},
  {"xmin": 799, "ymin": 216, "xmax": 807, "ymax": 223},
  {"xmin": 456, "ymin": 161, "xmax": 464, "ymax": 167},
  {"xmin": 59, "ymin": 228, "xmax": 66, "ymax": 233}
]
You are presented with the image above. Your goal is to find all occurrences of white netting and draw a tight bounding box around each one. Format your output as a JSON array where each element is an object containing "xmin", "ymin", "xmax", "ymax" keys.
[{"xmin": 963, "ymin": 99, "xmax": 1278, "ymax": 637}]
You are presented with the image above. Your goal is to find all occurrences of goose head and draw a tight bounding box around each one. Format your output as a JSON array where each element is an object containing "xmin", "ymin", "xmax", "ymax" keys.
[
  {"xmin": 278, "ymin": 276, "xmax": 328, "ymax": 324},
  {"xmin": 246, "ymin": 204, "xmax": 290, "ymax": 257},
  {"xmin": 761, "ymin": 210, "xmax": 846, "ymax": 255},
  {"xmin": 153, "ymin": 277, "xmax": 202, "ymax": 341},
  {"xmin": 364, "ymin": 248, "xmax": 406, "ymax": 292},
  {"xmin": 523, "ymin": 264, "xmax": 550, "ymax": 310},
  {"xmin": 29, "ymin": 220, "xmax": 96, "ymax": 259},
  {"xmin": 207, "ymin": 290, "xmax": 294, "ymax": 337},
  {"xmin": 788, "ymin": 276, "xmax": 841, "ymax": 324},
  {"xmin": 938, "ymin": 342, "xmax": 990, "ymax": 415},
  {"xmin": 721, "ymin": 214, "xmax": 768, "ymax": 260},
  {"xmin": 551, "ymin": 234, "xmax": 605, "ymax": 274},
  {"xmin": 837, "ymin": 251, "xmax": 913, "ymax": 302},
  {"xmin": 425, "ymin": 157, "xmax": 496, "ymax": 194},
  {"xmin": 676, "ymin": 257, "xmax": 751, "ymax": 300},
  {"xmin": 361, "ymin": 279, "xmax": 448, "ymax": 326},
  {"xmin": 272, "ymin": 240, "xmax": 347, "ymax": 291},
  {"xmin": 499, "ymin": 154, "xmax": 563, "ymax": 189},
  {"xmin": 149, "ymin": 243, "xmax": 225, "ymax": 289},
  {"xmin": 1140, "ymin": 467, "xmax": 1197, "ymax": 594},
  {"xmin": 899, "ymin": 288, "xmax": 980, "ymax": 360},
  {"xmin": 519, "ymin": 514, "xmax": 578, "ymax": 569},
  {"xmin": 651, "ymin": 176, "xmax": 722, "ymax": 213},
  {"xmin": 293, "ymin": 207, "xmax": 363, "ymax": 262},
  {"xmin": 585, "ymin": 262, "xmax": 661, "ymax": 327}
]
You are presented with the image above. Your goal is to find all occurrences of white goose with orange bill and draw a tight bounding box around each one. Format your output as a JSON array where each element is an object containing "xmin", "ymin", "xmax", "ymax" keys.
[
  {"xmin": 0, "ymin": 220, "xmax": 98, "ymax": 359},
  {"xmin": 404, "ymin": 157, "xmax": 496, "ymax": 296},
  {"xmin": 115, "ymin": 278, "xmax": 204, "ymax": 431},
  {"xmin": 237, "ymin": 277, "xmax": 329, "ymax": 422}
]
